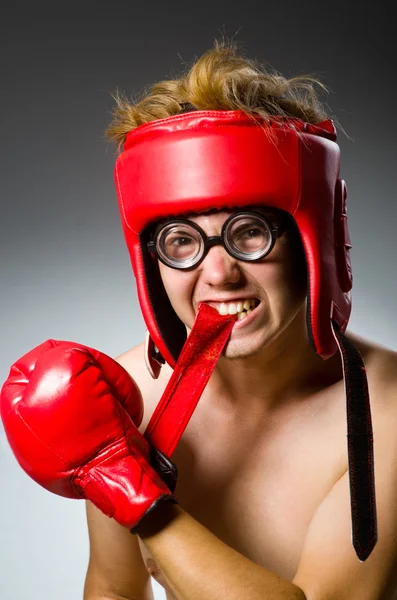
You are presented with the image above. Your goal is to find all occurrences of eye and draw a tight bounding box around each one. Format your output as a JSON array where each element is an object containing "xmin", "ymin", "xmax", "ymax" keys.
[
  {"xmin": 229, "ymin": 219, "xmax": 271, "ymax": 254},
  {"xmin": 169, "ymin": 235, "xmax": 195, "ymax": 247},
  {"xmin": 233, "ymin": 224, "xmax": 268, "ymax": 244},
  {"xmin": 162, "ymin": 228, "xmax": 201, "ymax": 260},
  {"xmin": 239, "ymin": 227, "xmax": 263, "ymax": 239}
]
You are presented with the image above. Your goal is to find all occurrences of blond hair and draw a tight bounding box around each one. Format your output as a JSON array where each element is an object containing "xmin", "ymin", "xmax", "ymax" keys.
[{"xmin": 106, "ymin": 39, "xmax": 332, "ymax": 150}]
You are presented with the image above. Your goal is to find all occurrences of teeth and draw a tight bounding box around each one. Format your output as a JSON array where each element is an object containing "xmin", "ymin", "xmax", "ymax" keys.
[
  {"xmin": 237, "ymin": 312, "xmax": 248, "ymax": 321},
  {"xmin": 219, "ymin": 303, "xmax": 229, "ymax": 315},
  {"xmin": 216, "ymin": 299, "xmax": 256, "ymax": 316},
  {"xmin": 228, "ymin": 303, "xmax": 237, "ymax": 315},
  {"xmin": 243, "ymin": 299, "xmax": 251, "ymax": 310}
]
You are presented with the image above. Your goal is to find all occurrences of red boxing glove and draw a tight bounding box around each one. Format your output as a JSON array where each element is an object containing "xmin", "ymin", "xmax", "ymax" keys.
[{"xmin": 0, "ymin": 340, "xmax": 177, "ymax": 532}]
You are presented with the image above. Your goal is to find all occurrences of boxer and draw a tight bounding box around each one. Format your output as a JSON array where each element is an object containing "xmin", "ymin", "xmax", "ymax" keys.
[{"xmin": 2, "ymin": 43, "xmax": 397, "ymax": 600}]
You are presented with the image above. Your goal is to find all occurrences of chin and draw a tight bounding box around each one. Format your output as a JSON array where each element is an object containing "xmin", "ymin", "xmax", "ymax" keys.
[
  {"xmin": 222, "ymin": 335, "xmax": 269, "ymax": 360},
  {"xmin": 223, "ymin": 347, "xmax": 263, "ymax": 360}
]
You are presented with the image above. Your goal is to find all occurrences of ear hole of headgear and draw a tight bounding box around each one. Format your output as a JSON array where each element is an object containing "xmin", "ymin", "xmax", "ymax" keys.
[{"xmin": 334, "ymin": 179, "xmax": 353, "ymax": 293}]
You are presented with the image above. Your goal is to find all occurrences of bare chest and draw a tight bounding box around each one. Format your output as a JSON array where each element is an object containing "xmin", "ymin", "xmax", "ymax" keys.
[{"xmin": 138, "ymin": 387, "xmax": 348, "ymax": 591}]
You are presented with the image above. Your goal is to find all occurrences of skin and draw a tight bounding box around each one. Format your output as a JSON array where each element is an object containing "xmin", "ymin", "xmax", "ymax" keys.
[{"xmin": 84, "ymin": 209, "xmax": 397, "ymax": 600}]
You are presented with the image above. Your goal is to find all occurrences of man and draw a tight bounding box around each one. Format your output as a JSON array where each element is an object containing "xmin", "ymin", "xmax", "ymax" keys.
[
  {"xmin": 2, "ymin": 42, "xmax": 397, "ymax": 600},
  {"xmin": 84, "ymin": 42, "xmax": 397, "ymax": 599}
]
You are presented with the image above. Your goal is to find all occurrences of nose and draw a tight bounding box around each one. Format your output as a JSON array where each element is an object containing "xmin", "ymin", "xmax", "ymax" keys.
[{"xmin": 199, "ymin": 245, "xmax": 241, "ymax": 287}]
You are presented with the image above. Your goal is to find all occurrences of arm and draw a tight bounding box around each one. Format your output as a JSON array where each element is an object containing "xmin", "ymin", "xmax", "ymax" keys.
[
  {"xmin": 0, "ymin": 340, "xmax": 172, "ymax": 600},
  {"xmin": 83, "ymin": 346, "xmax": 171, "ymax": 600},
  {"xmin": 138, "ymin": 504, "xmax": 305, "ymax": 600},
  {"xmin": 292, "ymin": 462, "xmax": 397, "ymax": 600},
  {"xmin": 137, "ymin": 402, "xmax": 397, "ymax": 600},
  {"xmin": 84, "ymin": 501, "xmax": 154, "ymax": 600}
]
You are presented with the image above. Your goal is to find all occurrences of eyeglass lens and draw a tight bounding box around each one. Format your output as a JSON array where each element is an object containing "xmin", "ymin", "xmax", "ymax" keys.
[
  {"xmin": 225, "ymin": 214, "xmax": 272, "ymax": 257},
  {"xmin": 159, "ymin": 223, "xmax": 203, "ymax": 262}
]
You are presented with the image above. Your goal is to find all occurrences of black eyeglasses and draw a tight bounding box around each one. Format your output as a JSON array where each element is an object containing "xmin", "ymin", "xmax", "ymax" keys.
[{"xmin": 147, "ymin": 210, "xmax": 286, "ymax": 270}]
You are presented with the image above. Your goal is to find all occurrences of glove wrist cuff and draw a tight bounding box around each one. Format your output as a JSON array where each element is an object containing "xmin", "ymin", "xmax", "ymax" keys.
[{"xmin": 133, "ymin": 496, "xmax": 179, "ymax": 538}]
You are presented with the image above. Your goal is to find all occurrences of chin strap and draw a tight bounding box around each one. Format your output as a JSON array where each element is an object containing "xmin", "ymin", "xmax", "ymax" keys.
[
  {"xmin": 332, "ymin": 322, "xmax": 378, "ymax": 561},
  {"xmin": 144, "ymin": 303, "xmax": 235, "ymax": 457}
]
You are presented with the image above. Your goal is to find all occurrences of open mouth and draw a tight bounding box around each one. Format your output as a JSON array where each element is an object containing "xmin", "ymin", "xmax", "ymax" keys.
[{"xmin": 205, "ymin": 298, "xmax": 261, "ymax": 321}]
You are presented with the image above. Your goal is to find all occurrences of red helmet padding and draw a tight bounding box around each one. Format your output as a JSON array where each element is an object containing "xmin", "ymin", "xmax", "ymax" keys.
[{"xmin": 114, "ymin": 111, "xmax": 352, "ymax": 367}]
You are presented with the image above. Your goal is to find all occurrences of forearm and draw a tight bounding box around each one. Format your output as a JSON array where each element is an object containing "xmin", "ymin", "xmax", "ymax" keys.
[
  {"xmin": 138, "ymin": 503, "xmax": 306, "ymax": 600},
  {"xmin": 83, "ymin": 565, "xmax": 154, "ymax": 600},
  {"xmin": 83, "ymin": 588, "xmax": 153, "ymax": 600}
]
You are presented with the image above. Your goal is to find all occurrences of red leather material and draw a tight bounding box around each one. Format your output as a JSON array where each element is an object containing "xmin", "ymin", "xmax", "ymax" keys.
[
  {"xmin": 116, "ymin": 116, "xmax": 301, "ymax": 233},
  {"xmin": 114, "ymin": 111, "xmax": 352, "ymax": 364},
  {"xmin": 0, "ymin": 340, "xmax": 174, "ymax": 529},
  {"xmin": 144, "ymin": 303, "xmax": 235, "ymax": 457}
]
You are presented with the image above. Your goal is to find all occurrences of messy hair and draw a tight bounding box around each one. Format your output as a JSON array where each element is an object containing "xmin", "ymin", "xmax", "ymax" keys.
[{"xmin": 106, "ymin": 39, "xmax": 332, "ymax": 150}]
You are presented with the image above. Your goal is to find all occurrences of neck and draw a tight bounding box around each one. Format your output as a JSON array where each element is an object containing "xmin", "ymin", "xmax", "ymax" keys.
[{"xmin": 209, "ymin": 309, "xmax": 343, "ymax": 414}]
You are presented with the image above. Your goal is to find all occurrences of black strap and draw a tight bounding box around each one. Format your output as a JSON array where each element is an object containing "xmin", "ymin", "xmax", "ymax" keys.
[{"xmin": 333, "ymin": 323, "xmax": 378, "ymax": 561}]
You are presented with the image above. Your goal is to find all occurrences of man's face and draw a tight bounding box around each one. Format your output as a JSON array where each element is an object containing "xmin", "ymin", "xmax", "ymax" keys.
[{"xmin": 157, "ymin": 209, "xmax": 308, "ymax": 360}]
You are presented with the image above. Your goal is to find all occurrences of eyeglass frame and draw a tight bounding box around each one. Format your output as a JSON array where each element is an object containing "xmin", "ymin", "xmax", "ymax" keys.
[{"xmin": 146, "ymin": 209, "xmax": 288, "ymax": 271}]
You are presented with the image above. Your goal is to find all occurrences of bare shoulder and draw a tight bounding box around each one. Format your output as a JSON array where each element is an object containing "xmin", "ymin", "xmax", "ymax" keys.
[{"xmin": 115, "ymin": 342, "xmax": 174, "ymax": 431}]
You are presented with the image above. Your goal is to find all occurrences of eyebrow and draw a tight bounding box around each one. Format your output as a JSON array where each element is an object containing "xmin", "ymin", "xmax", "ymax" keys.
[{"xmin": 152, "ymin": 206, "xmax": 285, "ymax": 232}]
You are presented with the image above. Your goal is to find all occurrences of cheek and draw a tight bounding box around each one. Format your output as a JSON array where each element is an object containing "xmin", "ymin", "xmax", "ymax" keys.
[{"xmin": 158, "ymin": 263, "xmax": 195, "ymax": 319}]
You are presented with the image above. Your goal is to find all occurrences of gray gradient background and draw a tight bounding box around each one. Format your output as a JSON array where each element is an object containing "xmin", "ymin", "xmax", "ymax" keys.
[{"xmin": 1, "ymin": 1, "xmax": 396, "ymax": 599}]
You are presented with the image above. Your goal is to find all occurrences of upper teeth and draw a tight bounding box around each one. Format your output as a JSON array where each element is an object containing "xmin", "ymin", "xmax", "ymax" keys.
[{"xmin": 218, "ymin": 299, "xmax": 256, "ymax": 315}]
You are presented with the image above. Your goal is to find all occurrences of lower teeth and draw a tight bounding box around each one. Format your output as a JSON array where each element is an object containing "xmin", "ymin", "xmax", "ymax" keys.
[{"xmin": 236, "ymin": 305, "xmax": 255, "ymax": 321}]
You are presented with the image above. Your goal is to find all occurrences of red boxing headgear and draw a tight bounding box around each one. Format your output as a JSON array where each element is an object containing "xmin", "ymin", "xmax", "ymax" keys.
[{"xmin": 115, "ymin": 110, "xmax": 352, "ymax": 369}]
